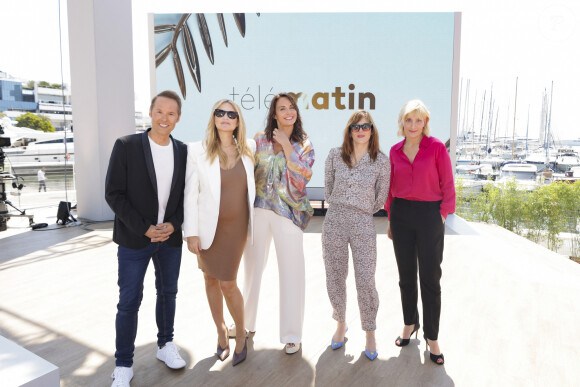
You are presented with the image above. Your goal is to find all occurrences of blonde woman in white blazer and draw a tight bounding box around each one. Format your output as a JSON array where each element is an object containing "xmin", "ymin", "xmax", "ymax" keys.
[{"xmin": 183, "ymin": 100, "xmax": 255, "ymax": 367}]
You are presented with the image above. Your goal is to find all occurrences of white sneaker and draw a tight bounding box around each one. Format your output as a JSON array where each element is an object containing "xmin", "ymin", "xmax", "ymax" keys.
[
  {"xmin": 111, "ymin": 366, "xmax": 133, "ymax": 387},
  {"xmin": 157, "ymin": 342, "xmax": 186, "ymax": 369},
  {"xmin": 228, "ymin": 323, "xmax": 253, "ymax": 338},
  {"xmin": 228, "ymin": 323, "xmax": 237, "ymax": 338},
  {"xmin": 285, "ymin": 342, "xmax": 301, "ymax": 355}
]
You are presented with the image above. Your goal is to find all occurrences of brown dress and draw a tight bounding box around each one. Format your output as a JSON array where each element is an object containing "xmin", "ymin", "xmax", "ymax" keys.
[{"xmin": 198, "ymin": 159, "xmax": 249, "ymax": 281}]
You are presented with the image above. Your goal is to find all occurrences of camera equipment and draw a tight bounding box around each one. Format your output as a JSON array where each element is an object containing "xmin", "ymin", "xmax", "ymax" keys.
[
  {"xmin": 0, "ymin": 172, "xmax": 34, "ymax": 231},
  {"xmin": 56, "ymin": 201, "xmax": 76, "ymax": 225},
  {"xmin": 0, "ymin": 138, "xmax": 11, "ymax": 166},
  {"xmin": 0, "ymin": 172, "xmax": 32, "ymax": 230},
  {"xmin": 1, "ymin": 133, "xmax": 35, "ymax": 230}
]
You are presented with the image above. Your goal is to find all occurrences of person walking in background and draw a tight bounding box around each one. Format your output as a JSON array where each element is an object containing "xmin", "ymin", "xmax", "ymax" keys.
[
  {"xmin": 37, "ymin": 167, "xmax": 46, "ymax": 192},
  {"xmin": 386, "ymin": 100, "xmax": 455, "ymax": 365},
  {"xmin": 241, "ymin": 93, "xmax": 314, "ymax": 354},
  {"xmin": 322, "ymin": 110, "xmax": 390, "ymax": 361},
  {"xmin": 105, "ymin": 90, "xmax": 188, "ymax": 386},
  {"xmin": 183, "ymin": 100, "xmax": 255, "ymax": 367}
]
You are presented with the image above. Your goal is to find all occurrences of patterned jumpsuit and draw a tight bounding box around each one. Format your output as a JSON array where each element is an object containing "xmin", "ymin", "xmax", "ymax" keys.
[{"xmin": 321, "ymin": 147, "xmax": 390, "ymax": 331}]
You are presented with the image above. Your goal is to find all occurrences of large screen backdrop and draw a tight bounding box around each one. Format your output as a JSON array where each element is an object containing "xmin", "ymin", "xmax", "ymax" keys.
[{"xmin": 153, "ymin": 13, "xmax": 458, "ymax": 187}]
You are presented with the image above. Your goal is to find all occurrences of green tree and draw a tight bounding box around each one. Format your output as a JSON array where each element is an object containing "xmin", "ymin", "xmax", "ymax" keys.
[
  {"xmin": 15, "ymin": 113, "xmax": 55, "ymax": 132},
  {"xmin": 23, "ymin": 80, "xmax": 35, "ymax": 89},
  {"xmin": 454, "ymin": 177, "xmax": 580, "ymax": 257},
  {"xmin": 488, "ymin": 180, "xmax": 528, "ymax": 234},
  {"xmin": 454, "ymin": 178, "xmax": 469, "ymax": 217},
  {"xmin": 38, "ymin": 81, "xmax": 50, "ymax": 88},
  {"xmin": 471, "ymin": 182, "xmax": 494, "ymax": 222},
  {"xmin": 50, "ymin": 83, "xmax": 62, "ymax": 89}
]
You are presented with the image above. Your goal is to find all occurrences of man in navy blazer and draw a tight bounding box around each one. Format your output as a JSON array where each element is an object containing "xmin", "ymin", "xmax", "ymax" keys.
[{"xmin": 105, "ymin": 90, "xmax": 188, "ymax": 386}]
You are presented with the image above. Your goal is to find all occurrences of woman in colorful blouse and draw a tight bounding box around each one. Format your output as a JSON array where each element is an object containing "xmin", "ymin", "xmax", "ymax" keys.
[
  {"xmin": 242, "ymin": 93, "xmax": 315, "ymax": 354},
  {"xmin": 322, "ymin": 110, "xmax": 390, "ymax": 360},
  {"xmin": 385, "ymin": 100, "xmax": 455, "ymax": 365}
]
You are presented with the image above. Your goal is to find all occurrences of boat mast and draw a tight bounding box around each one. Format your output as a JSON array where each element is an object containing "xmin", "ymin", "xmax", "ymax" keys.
[
  {"xmin": 471, "ymin": 90, "xmax": 477, "ymax": 157},
  {"xmin": 546, "ymin": 81, "xmax": 554, "ymax": 163},
  {"xmin": 494, "ymin": 106, "xmax": 500, "ymax": 142},
  {"xmin": 462, "ymin": 79, "xmax": 470, "ymax": 140},
  {"xmin": 504, "ymin": 101, "xmax": 510, "ymax": 152},
  {"xmin": 458, "ymin": 78, "xmax": 463, "ymax": 139},
  {"xmin": 525, "ymin": 104, "xmax": 530, "ymax": 158},
  {"xmin": 479, "ymin": 90, "xmax": 486, "ymax": 157},
  {"xmin": 512, "ymin": 77, "xmax": 518, "ymax": 160},
  {"xmin": 486, "ymin": 84, "xmax": 493, "ymax": 155}
]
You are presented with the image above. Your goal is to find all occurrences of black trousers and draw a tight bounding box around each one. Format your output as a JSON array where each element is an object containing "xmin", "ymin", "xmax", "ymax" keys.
[{"xmin": 390, "ymin": 198, "xmax": 445, "ymax": 340}]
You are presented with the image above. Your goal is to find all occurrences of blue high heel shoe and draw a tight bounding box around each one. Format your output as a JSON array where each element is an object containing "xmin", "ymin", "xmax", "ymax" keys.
[
  {"xmin": 365, "ymin": 331, "xmax": 378, "ymax": 360},
  {"xmin": 331, "ymin": 326, "xmax": 348, "ymax": 350},
  {"xmin": 365, "ymin": 349, "xmax": 378, "ymax": 361}
]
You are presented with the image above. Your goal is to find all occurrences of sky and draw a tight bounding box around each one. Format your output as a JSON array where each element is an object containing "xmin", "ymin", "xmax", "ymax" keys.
[{"xmin": 1, "ymin": 0, "xmax": 579, "ymax": 141}]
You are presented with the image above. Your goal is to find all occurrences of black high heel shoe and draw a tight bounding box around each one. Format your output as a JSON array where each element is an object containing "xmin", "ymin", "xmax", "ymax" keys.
[
  {"xmin": 232, "ymin": 338, "xmax": 247, "ymax": 366},
  {"xmin": 395, "ymin": 323, "xmax": 420, "ymax": 347},
  {"xmin": 425, "ymin": 336, "xmax": 444, "ymax": 365}
]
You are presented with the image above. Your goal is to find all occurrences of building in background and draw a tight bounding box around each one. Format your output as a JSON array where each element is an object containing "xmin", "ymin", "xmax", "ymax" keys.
[
  {"xmin": 0, "ymin": 72, "xmax": 38, "ymax": 119},
  {"xmin": 1, "ymin": 70, "xmax": 148, "ymax": 132},
  {"xmin": 36, "ymin": 85, "xmax": 72, "ymax": 131}
]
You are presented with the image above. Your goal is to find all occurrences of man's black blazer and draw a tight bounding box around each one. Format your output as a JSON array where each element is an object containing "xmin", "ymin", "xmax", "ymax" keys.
[{"xmin": 105, "ymin": 129, "xmax": 188, "ymax": 249}]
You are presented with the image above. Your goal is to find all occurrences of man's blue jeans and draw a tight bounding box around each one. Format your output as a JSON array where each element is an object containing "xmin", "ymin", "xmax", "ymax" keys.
[{"xmin": 115, "ymin": 242, "xmax": 182, "ymax": 367}]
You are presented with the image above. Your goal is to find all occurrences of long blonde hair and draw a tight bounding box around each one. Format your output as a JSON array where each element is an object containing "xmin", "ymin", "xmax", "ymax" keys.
[{"xmin": 205, "ymin": 99, "xmax": 254, "ymax": 165}]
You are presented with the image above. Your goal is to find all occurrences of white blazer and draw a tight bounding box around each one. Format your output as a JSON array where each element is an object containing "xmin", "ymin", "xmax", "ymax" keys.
[{"xmin": 183, "ymin": 139, "xmax": 256, "ymax": 249}]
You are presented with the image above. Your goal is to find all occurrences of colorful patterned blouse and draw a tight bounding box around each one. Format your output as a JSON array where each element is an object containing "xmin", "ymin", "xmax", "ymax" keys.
[{"xmin": 253, "ymin": 132, "xmax": 315, "ymax": 231}]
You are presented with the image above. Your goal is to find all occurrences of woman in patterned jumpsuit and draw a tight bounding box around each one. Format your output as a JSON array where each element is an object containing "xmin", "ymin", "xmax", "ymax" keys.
[{"xmin": 322, "ymin": 110, "xmax": 390, "ymax": 360}]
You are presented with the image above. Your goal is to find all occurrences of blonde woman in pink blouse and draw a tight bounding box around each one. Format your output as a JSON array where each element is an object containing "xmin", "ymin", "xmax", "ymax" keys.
[{"xmin": 385, "ymin": 100, "xmax": 455, "ymax": 365}]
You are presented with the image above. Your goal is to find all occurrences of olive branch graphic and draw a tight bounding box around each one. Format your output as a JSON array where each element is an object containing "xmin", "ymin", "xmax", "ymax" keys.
[{"xmin": 155, "ymin": 13, "xmax": 259, "ymax": 99}]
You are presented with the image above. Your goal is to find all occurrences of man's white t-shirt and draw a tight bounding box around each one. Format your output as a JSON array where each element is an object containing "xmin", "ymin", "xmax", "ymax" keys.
[
  {"xmin": 37, "ymin": 169, "xmax": 46, "ymax": 181},
  {"xmin": 148, "ymin": 137, "xmax": 174, "ymax": 225}
]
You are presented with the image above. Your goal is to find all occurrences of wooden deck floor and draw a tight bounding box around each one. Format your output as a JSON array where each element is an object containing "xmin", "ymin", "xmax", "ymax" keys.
[{"xmin": 2, "ymin": 204, "xmax": 580, "ymax": 386}]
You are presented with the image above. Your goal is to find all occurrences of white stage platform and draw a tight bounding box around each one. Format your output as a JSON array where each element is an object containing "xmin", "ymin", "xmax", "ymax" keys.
[{"xmin": 0, "ymin": 335, "xmax": 59, "ymax": 387}]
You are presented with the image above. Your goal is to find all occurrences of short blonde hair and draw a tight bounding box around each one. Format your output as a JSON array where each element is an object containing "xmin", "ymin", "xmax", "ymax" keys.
[
  {"xmin": 204, "ymin": 99, "xmax": 254, "ymax": 165},
  {"xmin": 397, "ymin": 99, "xmax": 431, "ymax": 137}
]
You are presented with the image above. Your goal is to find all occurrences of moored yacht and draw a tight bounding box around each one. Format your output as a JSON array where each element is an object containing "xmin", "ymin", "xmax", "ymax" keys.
[
  {"xmin": 495, "ymin": 163, "xmax": 540, "ymax": 191},
  {"xmin": 554, "ymin": 149, "xmax": 580, "ymax": 173},
  {"xmin": 0, "ymin": 118, "xmax": 74, "ymax": 175},
  {"xmin": 2, "ymin": 135, "xmax": 74, "ymax": 175}
]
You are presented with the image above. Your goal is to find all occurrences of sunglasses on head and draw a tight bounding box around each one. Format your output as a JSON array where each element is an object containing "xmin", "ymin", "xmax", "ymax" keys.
[
  {"xmin": 350, "ymin": 123, "xmax": 373, "ymax": 132},
  {"xmin": 214, "ymin": 109, "xmax": 239, "ymax": 119}
]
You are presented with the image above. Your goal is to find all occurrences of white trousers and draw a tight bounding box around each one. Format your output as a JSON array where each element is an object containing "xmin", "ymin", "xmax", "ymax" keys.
[{"xmin": 243, "ymin": 208, "xmax": 305, "ymax": 344}]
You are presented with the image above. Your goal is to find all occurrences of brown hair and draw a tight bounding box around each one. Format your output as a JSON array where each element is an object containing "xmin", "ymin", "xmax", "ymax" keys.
[
  {"xmin": 264, "ymin": 93, "xmax": 307, "ymax": 144},
  {"xmin": 150, "ymin": 90, "xmax": 182, "ymax": 115},
  {"xmin": 340, "ymin": 110, "xmax": 380, "ymax": 168}
]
